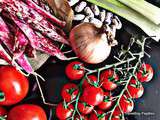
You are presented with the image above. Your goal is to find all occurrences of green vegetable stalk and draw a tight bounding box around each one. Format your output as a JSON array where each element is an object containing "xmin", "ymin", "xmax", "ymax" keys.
[
  {"xmin": 118, "ymin": 0, "xmax": 160, "ymax": 25},
  {"xmin": 86, "ymin": 0, "xmax": 160, "ymax": 42}
]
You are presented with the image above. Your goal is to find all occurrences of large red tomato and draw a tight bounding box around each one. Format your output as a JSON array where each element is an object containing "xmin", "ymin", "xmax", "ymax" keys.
[
  {"xmin": 89, "ymin": 110, "xmax": 105, "ymax": 120},
  {"xmin": 0, "ymin": 106, "xmax": 7, "ymax": 116},
  {"xmin": 127, "ymin": 78, "xmax": 144, "ymax": 99},
  {"xmin": 78, "ymin": 101, "xmax": 94, "ymax": 115},
  {"xmin": 119, "ymin": 95, "xmax": 134, "ymax": 113},
  {"xmin": 0, "ymin": 66, "xmax": 29, "ymax": 105},
  {"xmin": 7, "ymin": 104, "xmax": 47, "ymax": 120},
  {"xmin": 100, "ymin": 69, "xmax": 119, "ymax": 91},
  {"xmin": 65, "ymin": 61, "xmax": 85, "ymax": 80},
  {"xmin": 98, "ymin": 92, "xmax": 113, "ymax": 110},
  {"xmin": 82, "ymin": 75, "xmax": 98, "ymax": 88},
  {"xmin": 136, "ymin": 63, "xmax": 154, "ymax": 82},
  {"xmin": 81, "ymin": 86, "xmax": 104, "ymax": 106},
  {"xmin": 74, "ymin": 115, "xmax": 88, "ymax": 120},
  {"xmin": 56, "ymin": 102, "xmax": 74, "ymax": 120},
  {"xmin": 61, "ymin": 83, "xmax": 79, "ymax": 102}
]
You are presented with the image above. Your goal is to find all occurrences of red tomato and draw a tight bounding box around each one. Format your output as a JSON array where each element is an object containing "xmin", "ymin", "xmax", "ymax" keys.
[
  {"xmin": 0, "ymin": 106, "xmax": 7, "ymax": 116},
  {"xmin": 61, "ymin": 83, "xmax": 79, "ymax": 102},
  {"xmin": 127, "ymin": 78, "xmax": 144, "ymax": 98},
  {"xmin": 82, "ymin": 86, "xmax": 104, "ymax": 106},
  {"xmin": 7, "ymin": 104, "xmax": 47, "ymax": 120},
  {"xmin": 65, "ymin": 61, "xmax": 85, "ymax": 80},
  {"xmin": 111, "ymin": 115, "xmax": 123, "ymax": 120},
  {"xmin": 74, "ymin": 115, "xmax": 88, "ymax": 120},
  {"xmin": 78, "ymin": 101, "xmax": 94, "ymax": 115},
  {"xmin": 119, "ymin": 95, "xmax": 134, "ymax": 113},
  {"xmin": 111, "ymin": 107, "xmax": 124, "ymax": 120},
  {"xmin": 136, "ymin": 64, "xmax": 154, "ymax": 82},
  {"xmin": 82, "ymin": 75, "xmax": 98, "ymax": 88},
  {"xmin": 89, "ymin": 110, "xmax": 105, "ymax": 120},
  {"xmin": 98, "ymin": 92, "xmax": 113, "ymax": 110},
  {"xmin": 0, "ymin": 66, "xmax": 29, "ymax": 105},
  {"xmin": 56, "ymin": 102, "xmax": 74, "ymax": 120},
  {"xmin": 100, "ymin": 69, "xmax": 119, "ymax": 91}
]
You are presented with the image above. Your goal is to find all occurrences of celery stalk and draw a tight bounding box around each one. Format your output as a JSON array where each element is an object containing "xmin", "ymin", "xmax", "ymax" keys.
[
  {"xmin": 118, "ymin": 0, "xmax": 160, "ymax": 25},
  {"xmin": 86, "ymin": 0, "xmax": 160, "ymax": 42}
]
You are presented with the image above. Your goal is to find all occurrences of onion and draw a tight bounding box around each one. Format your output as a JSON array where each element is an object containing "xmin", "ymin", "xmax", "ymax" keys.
[{"xmin": 69, "ymin": 23, "xmax": 112, "ymax": 64}]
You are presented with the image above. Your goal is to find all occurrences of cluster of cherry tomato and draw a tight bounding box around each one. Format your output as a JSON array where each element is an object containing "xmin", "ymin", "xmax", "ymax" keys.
[
  {"xmin": 0, "ymin": 66, "xmax": 47, "ymax": 120},
  {"xmin": 56, "ymin": 61, "xmax": 154, "ymax": 120}
]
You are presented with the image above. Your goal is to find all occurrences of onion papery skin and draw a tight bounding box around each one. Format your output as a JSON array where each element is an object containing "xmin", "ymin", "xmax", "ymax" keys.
[{"xmin": 69, "ymin": 23, "xmax": 111, "ymax": 64}]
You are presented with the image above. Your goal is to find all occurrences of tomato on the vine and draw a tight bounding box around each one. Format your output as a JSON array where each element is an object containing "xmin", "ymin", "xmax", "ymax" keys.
[
  {"xmin": 82, "ymin": 75, "xmax": 98, "ymax": 88},
  {"xmin": 111, "ymin": 107, "xmax": 124, "ymax": 120},
  {"xmin": 100, "ymin": 69, "xmax": 119, "ymax": 91},
  {"xmin": 74, "ymin": 115, "xmax": 88, "ymax": 120},
  {"xmin": 0, "ymin": 106, "xmax": 7, "ymax": 116},
  {"xmin": 65, "ymin": 61, "xmax": 85, "ymax": 80},
  {"xmin": 7, "ymin": 104, "xmax": 47, "ymax": 120},
  {"xmin": 0, "ymin": 66, "xmax": 29, "ymax": 106},
  {"xmin": 78, "ymin": 101, "xmax": 94, "ymax": 115},
  {"xmin": 98, "ymin": 92, "xmax": 113, "ymax": 110},
  {"xmin": 61, "ymin": 83, "xmax": 79, "ymax": 102},
  {"xmin": 119, "ymin": 95, "xmax": 134, "ymax": 113},
  {"xmin": 127, "ymin": 78, "xmax": 144, "ymax": 99},
  {"xmin": 56, "ymin": 102, "xmax": 74, "ymax": 120},
  {"xmin": 136, "ymin": 63, "xmax": 154, "ymax": 82},
  {"xmin": 89, "ymin": 110, "xmax": 105, "ymax": 120},
  {"xmin": 81, "ymin": 86, "xmax": 104, "ymax": 106}
]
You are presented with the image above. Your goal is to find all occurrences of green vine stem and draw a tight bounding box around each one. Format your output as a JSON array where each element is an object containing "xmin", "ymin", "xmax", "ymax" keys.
[{"xmin": 64, "ymin": 36, "xmax": 150, "ymax": 120}]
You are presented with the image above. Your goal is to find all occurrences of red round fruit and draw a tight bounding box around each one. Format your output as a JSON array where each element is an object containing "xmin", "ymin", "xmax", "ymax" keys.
[
  {"xmin": 0, "ymin": 66, "xmax": 29, "ymax": 105},
  {"xmin": 127, "ymin": 78, "xmax": 144, "ymax": 99},
  {"xmin": 82, "ymin": 75, "xmax": 98, "ymax": 88},
  {"xmin": 89, "ymin": 110, "xmax": 105, "ymax": 120},
  {"xmin": 7, "ymin": 104, "xmax": 47, "ymax": 120},
  {"xmin": 112, "ymin": 107, "xmax": 124, "ymax": 120},
  {"xmin": 100, "ymin": 69, "xmax": 119, "ymax": 91},
  {"xmin": 98, "ymin": 92, "xmax": 113, "ymax": 110},
  {"xmin": 119, "ymin": 95, "xmax": 134, "ymax": 113},
  {"xmin": 61, "ymin": 83, "xmax": 79, "ymax": 102},
  {"xmin": 82, "ymin": 86, "xmax": 104, "ymax": 106},
  {"xmin": 0, "ymin": 106, "xmax": 7, "ymax": 116},
  {"xmin": 65, "ymin": 61, "xmax": 85, "ymax": 80},
  {"xmin": 56, "ymin": 102, "xmax": 74, "ymax": 120},
  {"xmin": 74, "ymin": 115, "xmax": 88, "ymax": 120},
  {"xmin": 136, "ymin": 63, "xmax": 154, "ymax": 82},
  {"xmin": 78, "ymin": 101, "xmax": 94, "ymax": 115}
]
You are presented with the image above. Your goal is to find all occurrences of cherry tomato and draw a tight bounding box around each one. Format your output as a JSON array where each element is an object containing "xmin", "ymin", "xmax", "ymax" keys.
[
  {"xmin": 0, "ymin": 66, "xmax": 29, "ymax": 106},
  {"xmin": 82, "ymin": 86, "xmax": 104, "ymax": 106},
  {"xmin": 78, "ymin": 101, "xmax": 94, "ymax": 115},
  {"xmin": 82, "ymin": 75, "xmax": 98, "ymax": 88},
  {"xmin": 7, "ymin": 104, "xmax": 47, "ymax": 120},
  {"xmin": 89, "ymin": 110, "xmax": 105, "ymax": 120},
  {"xmin": 136, "ymin": 63, "xmax": 154, "ymax": 82},
  {"xmin": 0, "ymin": 106, "xmax": 7, "ymax": 116},
  {"xmin": 74, "ymin": 115, "xmax": 88, "ymax": 120},
  {"xmin": 100, "ymin": 69, "xmax": 119, "ymax": 91},
  {"xmin": 61, "ymin": 83, "xmax": 79, "ymax": 102},
  {"xmin": 65, "ymin": 61, "xmax": 85, "ymax": 80},
  {"xmin": 119, "ymin": 95, "xmax": 134, "ymax": 113},
  {"xmin": 98, "ymin": 92, "xmax": 113, "ymax": 110},
  {"xmin": 56, "ymin": 102, "xmax": 74, "ymax": 120},
  {"xmin": 127, "ymin": 78, "xmax": 144, "ymax": 99}
]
